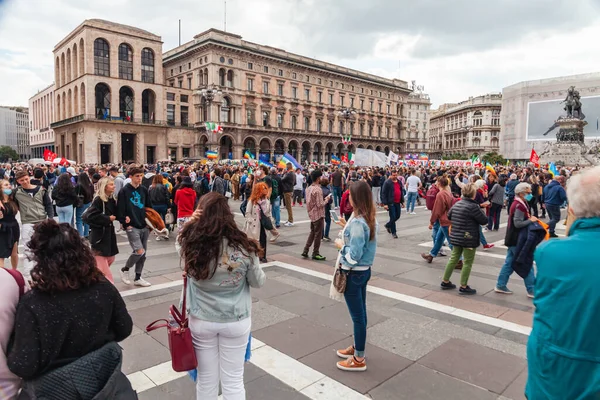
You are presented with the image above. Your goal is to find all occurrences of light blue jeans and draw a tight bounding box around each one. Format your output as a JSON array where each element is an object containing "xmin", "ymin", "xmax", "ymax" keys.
[
  {"xmin": 56, "ymin": 205, "xmax": 74, "ymax": 227},
  {"xmin": 496, "ymin": 246, "xmax": 536, "ymax": 292},
  {"xmin": 430, "ymin": 225, "xmax": 452, "ymax": 256},
  {"xmin": 406, "ymin": 191, "xmax": 418, "ymax": 212},
  {"xmin": 479, "ymin": 225, "xmax": 488, "ymax": 246},
  {"xmin": 76, "ymin": 202, "xmax": 91, "ymax": 237},
  {"xmin": 271, "ymin": 197, "xmax": 281, "ymax": 227},
  {"xmin": 432, "ymin": 220, "xmax": 440, "ymax": 245}
]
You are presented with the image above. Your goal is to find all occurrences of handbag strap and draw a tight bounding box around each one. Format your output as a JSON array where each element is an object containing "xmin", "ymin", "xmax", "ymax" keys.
[{"xmin": 181, "ymin": 273, "xmax": 188, "ymax": 322}]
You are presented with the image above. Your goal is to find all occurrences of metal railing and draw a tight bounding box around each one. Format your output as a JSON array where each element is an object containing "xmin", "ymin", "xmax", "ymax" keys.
[{"xmin": 50, "ymin": 114, "xmax": 194, "ymax": 129}]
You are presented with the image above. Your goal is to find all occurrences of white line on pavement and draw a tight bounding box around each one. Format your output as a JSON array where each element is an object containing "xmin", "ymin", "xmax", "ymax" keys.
[{"xmin": 417, "ymin": 243, "xmax": 508, "ymax": 260}]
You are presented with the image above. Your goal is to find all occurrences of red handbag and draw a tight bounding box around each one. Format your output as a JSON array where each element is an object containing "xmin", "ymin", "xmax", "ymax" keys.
[{"xmin": 146, "ymin": 274, "xmax": 198, "ymax": 372}]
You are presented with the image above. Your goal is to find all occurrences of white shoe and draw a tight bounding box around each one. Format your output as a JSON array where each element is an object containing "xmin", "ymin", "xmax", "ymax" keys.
[
  {"xmin": 411, "ymin": 212, "xmax": 416, "ymax": 215},
  {"xmin": 134, "ymin": 278, "xmax": 152, "ymax": 287},
  {"xmin": 120, "ymin": 270, "xmax": 131, "ymax": 285},
  {"xmin": 156, "ymin": 236, "xmax": 162, "ymax": 241},
  {"xmin": 284, "ymin": 221, "xmax": 294, "ymax": 227},
  {"xmin": 270, "ymin": 231, "xmax": 281, "ymax": 243}
]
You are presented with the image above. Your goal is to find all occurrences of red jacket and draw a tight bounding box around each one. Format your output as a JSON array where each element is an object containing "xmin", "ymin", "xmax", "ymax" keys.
[{"xmin": 174, "ymin": 187, "xmax": 196, "ymax": 218}]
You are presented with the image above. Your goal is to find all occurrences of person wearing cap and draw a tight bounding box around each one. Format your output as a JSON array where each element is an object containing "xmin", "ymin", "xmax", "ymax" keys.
[{"xmin": 13, "ymin": 170, "xmax": 54, "ymax": 278}]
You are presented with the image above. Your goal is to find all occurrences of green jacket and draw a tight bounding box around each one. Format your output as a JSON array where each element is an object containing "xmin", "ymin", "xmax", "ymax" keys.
[{"xmin": 527, "ymin": 217, "xmax": 600, "ymax": 399}]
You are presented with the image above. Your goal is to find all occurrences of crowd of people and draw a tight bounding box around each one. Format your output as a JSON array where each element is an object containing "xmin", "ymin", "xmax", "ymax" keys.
[{"xmin": 0, "ymin": 158, "xmax": 598, "ymax": 399}]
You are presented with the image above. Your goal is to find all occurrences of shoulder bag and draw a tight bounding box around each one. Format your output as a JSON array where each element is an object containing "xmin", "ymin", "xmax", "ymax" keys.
[
  {"xmin": 75, "ymin": 185, "xmax": 84, "ymax": 208},
  {"xmin": 146, "ymin": 274, "xmax": 198, "ymax": 372}
]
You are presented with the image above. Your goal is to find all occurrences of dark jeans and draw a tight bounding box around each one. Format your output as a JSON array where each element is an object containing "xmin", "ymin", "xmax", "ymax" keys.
[
  {"xmin": 528, "ymin": 198, "xmax": 539, "ymax": 218},
  {"xmin": 259, "ymin": 224, "xmax": 267, "ymax": 259},
  {"xmin": 153, "ymin": 204, "xmax": 168, "ymax": 223},
  {"xmin": 385, "ymin": 203, "xmax": 401, "ymax": 235},
  {"xmin": 323, "ymin": 208, "xmax": 331, "ymax": 238},
  {"xmin": 344, "ymin": 268, "xmax": 371, "ymax": 358},
  {"xmin": 546, "ymin": 204, "xmax": 562, "ymax": 234},
  {"xmin": 487, "ymin": 203, "xmax": 502, "ymax": 230},
  {"xmin": 304, "ymin": 217, "xmax": 324, "ymax": 256},
  {"xmin": 332, "ymin": 186, "xmax": 342, "ymax": 208},
  {"xmin": 507, "ymin": 196, "xmax": 515, "ymax": 215},
  {"xmin": 293, "ymin": 189, "xmax": 303, "ymax": 205}
]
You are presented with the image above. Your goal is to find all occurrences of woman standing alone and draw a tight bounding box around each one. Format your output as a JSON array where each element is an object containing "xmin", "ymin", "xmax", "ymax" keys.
[{"xmin": 0, "ymin": 179, "xmax": 19, "ymax": 269}]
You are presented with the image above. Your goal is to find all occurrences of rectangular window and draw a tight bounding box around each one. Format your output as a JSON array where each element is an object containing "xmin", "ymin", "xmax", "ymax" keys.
[
  {"xmin": 263, "ymin": 81, "xmax": 269, "ymax": 94},
  {"xmin": 378, "ymin": 103, "xmax": 382, "ymax": 113},
  {"xmin": 350, "ymin": 98, "xmax": 354, "ymax": 107},
  {"xmin": 181, "ymin": 106, "xmax": 189, "ymax": 127},
  {"xmin": 170, "ymin": 69, "xmax": 173, "ymax": 76},
  {"xmin": 178, "ymin": 80, "xmax": 183, "ymax": 88},
  {"xmin": 292, "ymin": 87, "xmax": 298, "ymax": 98},
  {"xmin": 167, "ymin": 92, "xmax": 175, "ymax": 101},
  {"xmin": 179, "ymin": 66, "xmax": 182, "ymax": 73},
  {"xmin": 305, "ymin": 88, "xmax": 310, "ymax": 101},
  {"xmin": 370, "ymin": 101, "xmax": 373, "ymax": 111},
  {"xmin": 340, "ymin": 96, "xmax": 345, "ymax": 106},
  {"xmin": 278, "ymin": 83, "xmax": 284, "ymax": 96},
  {"xmin": 247, "ymin": 78, "xmax": 254, "ymax": 91},
  {"xmin": 292, "ymin": 72, "xmax": 297, "ymax": 79},
  {"xmin": 169, "ymin": 81, "xmax": 174, "ymax": 87},
  {"xmin": 330, "ymin": 80, "xmax": 333, "ymax": 87},
  {"xmin": 181, "ymin": 95, "xmax": 189, "ymax": 103},
  {"xmin": 318, "ymin": 78, "xmax": 322, "ymax": 84},
  {"xmin": 263, "ymin": 65, "xmax": 268, "ymax": 73},
  {"xmin": 329, "ymin": 93, "xmax": 334, "ymax": 105},
  {"xmin": 183, "ymin": 147, "xmax": 190, "ymax": 158},
  {"xmin": 360, "ymin": 99, "xmax": 364, "ymax": 109},
  {"xmin": 306, "ymin": 75, "xmax": 310, "ymax": 82},
  {"xmin": 248, "ymin": 62, "xmax": 253, "ymax": 70},
  {"xmin": 318, "ymin": 91, "xmax": 322, "ymax": 103},
  {"xmin": 387, "ymin": 104, "xmax": 391, "ymax": 114},
  {"xmin": 188, "ymin": 63, "xmax": 191, "ymax": 69},
  {"xmin": 278, "ymin": 69, "xmax": 283, "ymax": 76},
  {"xmin": 188, "ymin": 77, "xmax": 192, "ymax": 89},
  {"xmin": 167, "ymin": 104, "xmax": 175, "ymax": 126},
  {"xmin": 247, "ymin": 110, "xmax": 254, "ymax": 125}
]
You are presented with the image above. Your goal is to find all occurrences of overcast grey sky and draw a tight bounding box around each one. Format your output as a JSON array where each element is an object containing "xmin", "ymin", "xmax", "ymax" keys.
[{"xmin": 1, "ymin": 0, "xmax": 599, "ymax": 108}]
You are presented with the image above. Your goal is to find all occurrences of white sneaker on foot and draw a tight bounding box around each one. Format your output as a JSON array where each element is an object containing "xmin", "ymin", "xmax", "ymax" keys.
[
  {"xmin": 270, "ymin": 231, "xmax": 281, "ymax": 243},
  {"xmin": 284, "ymin": 221, "xmax": 294, "ymax": 227},
  {"xmin": 120, "ymin": 270, "xmax": 131, "ymax": 285},
  {"xmin": 134, "ymin": 278, "xmax": 152, "ymax": 287}
]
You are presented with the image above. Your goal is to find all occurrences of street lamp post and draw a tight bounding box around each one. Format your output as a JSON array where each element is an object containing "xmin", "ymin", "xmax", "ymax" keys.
[
  {"xmin": 196, "ymin": 85, "xmax": 222, "ymax": 157},
  {"xmin": 338, "ymin": 107, "xmax": 356, "ymax": 159}
]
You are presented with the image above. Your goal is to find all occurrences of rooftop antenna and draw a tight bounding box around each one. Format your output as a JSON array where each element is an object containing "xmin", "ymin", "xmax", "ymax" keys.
[
  {"xmin": 178, "ymin": 19, "xmax": 181, "ymax": 46},
  {"xmin": 224, "ymin": 0, "xmax": 227, "ymax": 32}
]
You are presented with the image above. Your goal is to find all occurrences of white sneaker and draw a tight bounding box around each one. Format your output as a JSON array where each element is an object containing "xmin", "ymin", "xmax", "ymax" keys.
[
  {"xmin": 134, "ymin": 278, "xmax": 152, "ymax": 287},
  {"xmin": 284, "ymin": 221, "xmax": 294, "ymax": 227},
  {"xmin": 411, "ymin": 212, "xmax": 416, "ymax": 215},
  {"xmin": 120, "ymin": 270, "xmax": 131, "ymax": 285},
  {"xmin": 156, "ymin": 236, "xmax": 162, "ymax": 241},
  {"xmin": 269, "ymin": 231, "xmax": 281, "ymax": 243}
]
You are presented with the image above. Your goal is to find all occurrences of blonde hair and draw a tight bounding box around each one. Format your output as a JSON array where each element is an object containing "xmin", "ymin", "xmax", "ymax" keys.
[
  {"xmin": 462, "ymin": 183, "xmax": 477, "ymax": 199},
  {"xmin": 96, "ymin": 177, "xmax": 115, "ymax": 202}
]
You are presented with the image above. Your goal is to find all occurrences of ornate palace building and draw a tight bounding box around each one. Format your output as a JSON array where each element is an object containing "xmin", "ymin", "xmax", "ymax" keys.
[
  {"xmin": 428, "ymin": 94, "xmax": 501, "ymax": 159},
  {"xmin": 28, "ymin": 83, "xmax": 56, "ymax": 158},
  {"xmin": 43, "ymin": 19, "xmax": 414, "ymax": 164}
]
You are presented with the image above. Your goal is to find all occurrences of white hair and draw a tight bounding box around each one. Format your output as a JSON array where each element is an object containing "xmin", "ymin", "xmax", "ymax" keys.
[
  {"xmin": 515, "ymin": 182, "xmax": 531, "ymax": 195},
  {"xmin": 566, "ymin": 166, "xmax": 600, "ymax": 219},
  {"xmin": 474, "ymin": 179, "xmax": 486, "ymax": 189},
  {"xmin": 510, "ymin": 174, "xmax": 518, "ymax": 180}
]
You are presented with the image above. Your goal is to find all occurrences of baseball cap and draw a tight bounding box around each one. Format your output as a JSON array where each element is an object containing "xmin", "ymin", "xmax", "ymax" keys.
[{"xmin": 67, "ymin": 167, "xmax": 76, "ymax": 176}]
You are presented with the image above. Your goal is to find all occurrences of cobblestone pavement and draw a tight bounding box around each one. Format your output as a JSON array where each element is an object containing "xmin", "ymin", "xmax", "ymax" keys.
[{"xmin": 21, "ymin": 199, "xmax": 567, "ymax": 399}]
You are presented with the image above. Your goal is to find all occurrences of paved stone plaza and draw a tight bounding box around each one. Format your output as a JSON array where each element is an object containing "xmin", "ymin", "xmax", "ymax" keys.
[{"xmin": 26, "ymin": 199, "xmax": 563, "ymax": 400}]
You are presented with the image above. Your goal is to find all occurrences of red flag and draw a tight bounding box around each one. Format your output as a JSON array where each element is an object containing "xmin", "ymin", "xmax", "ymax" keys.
[
  {"xmin": 341, "ymin": 155, "xmax": 348, "ymax": 163},
  {"xmin": 530, "ymin": 148, "xmax": 540, "ymax": 167},
  {"xmin": 59, "ymin": 157, "xmax": 68, "ymax": 166},
  {"xmin": 43, "ymin": 149, "xmax": 57, "ymax": 162}
]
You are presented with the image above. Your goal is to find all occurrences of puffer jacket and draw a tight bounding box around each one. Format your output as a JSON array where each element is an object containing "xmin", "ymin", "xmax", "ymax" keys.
[
  {"xmin": 18, "ymin": 342, "xmax": 137, "ymax": 400},
  {"xmin": 447, "ymin": 197, "xmax": 488, "ymax": 248}
]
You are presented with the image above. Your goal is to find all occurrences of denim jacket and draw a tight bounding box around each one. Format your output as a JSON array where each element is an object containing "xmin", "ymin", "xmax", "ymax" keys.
[{"xmin": 340, "ymin": 216, "xmax": 377, "ymax": 269}]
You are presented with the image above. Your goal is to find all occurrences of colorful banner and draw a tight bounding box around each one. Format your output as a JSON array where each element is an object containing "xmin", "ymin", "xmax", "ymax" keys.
[
  {"xmin": 331, "ymin": 155, "xmax": 341, "ymax": 165},
  {"xmin": 206, "ymin": 150, "xmax": 218, "ymax": 159},
  {"xmin": 205, "ymin": 122, "xmax": 223, "ymax": 133},
  {"xmin": 244, "ymin": 150, "xmax": 255, "ymax": 160},
  {"xmin": 278, "ymin": 153, "xmax": 302, "ymax": 170}
]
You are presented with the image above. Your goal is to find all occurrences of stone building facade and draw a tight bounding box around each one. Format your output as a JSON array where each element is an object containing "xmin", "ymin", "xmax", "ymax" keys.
[
  {"xmin": 428, "ymin": 94, "xmax": 502, "ymax": 159},
  {"xmin": 29, "ymin": 83, "xmax": 56, "ymax": 158},
  {"xmin": 501, "ymin": 72, "xmax": 600, "ymax": 160},
  {"xmin": 0, "ymin": 106, "xmax": 29, "ymax": 159},
  {"xmin": 47, "ymin": 20, "xmax": 413, "ymax": 164},
  {"xmin": 404, "ymin": 90, "xmax": 431, "ymax": 153}
]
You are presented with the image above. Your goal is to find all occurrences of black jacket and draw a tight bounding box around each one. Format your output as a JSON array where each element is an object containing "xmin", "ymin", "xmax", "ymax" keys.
[
  {"xmin": 512, "ymin": 222, "xmax": 546, "ymax": 279},
  {"xmin": 17, "ymin": 342, "xmax": 137, "ymax": 400},
  {"xmin": 381, "ymin": 178, "xmax": 404, "ymax": 205},
  {"xmin": 148, "ymin": 183, "xmax": 170, "ymax": 206},
  {"xmin": 447, "ymin": 197, "xmax": 488, "ymax": 248},
  {"xmin": 281, "ymin": 171, "xmax": 296, "ymax": 193},
  {"xmin": 52, "ymin": 185, "xmax": 77, "ymax": 207},
  {"xmin": 85, "ymin": 197, "xmax": 119, "ymax": 257}
]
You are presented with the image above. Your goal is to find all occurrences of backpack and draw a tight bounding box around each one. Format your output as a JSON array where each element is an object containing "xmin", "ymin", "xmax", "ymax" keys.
[
  {"xmin": 426, "ymin": 185, "xmax": 440, "ymax": 211},
  {"xmin": 194, "ymin": 177, "xmax": 210, "ymax": 198},
  {"xmin": 5, "ymin": 269, "xmax": 25, "ymax": 297},
  {"xmin": 270, "ymin": 178, "xmax": 279, "ymax": 202}
]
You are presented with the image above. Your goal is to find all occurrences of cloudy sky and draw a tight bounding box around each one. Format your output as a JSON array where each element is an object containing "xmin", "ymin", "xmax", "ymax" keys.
[{"xmin": 1, "ymin": 0, "xmax": 599, "ymax": 108}]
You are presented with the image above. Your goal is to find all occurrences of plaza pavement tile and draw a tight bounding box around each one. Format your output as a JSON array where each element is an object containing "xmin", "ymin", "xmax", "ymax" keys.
[
  {"xmin": 261, "ymin": 287, "xmax": 338, "ymax": 316},
  {"xmin": 502, "ymin": 368, "xmax": 528, "ymax": 400},
  {"xmin": 244, "ymin": 374, "xmax": 311, "ymax": 400},
  {"xmin": 423, "ymin": 291, "xmax": 511, "ymax": 318},
  {"xmin": 302, "ymin": 301, "xmax": 388, "ymax": 336},
  {"xmin": 253, "ymin": 316, "xmax": 348, "ymax": 359},
  {"xmin": 498, "ymin": 308, "xmax": 534, "ymax": 327},
  {"xmin": 120, "ymin": 333, "xmax": 171, "ymax": 375},
  {"xmin": 299, "ymin": 337, "xmax": 412, "ymax": 394},
  {"xmin": 418, "ymin": 338, "xmax": 527, "ymax": 394},
  {"xmin": 368, "ymin": 364, "xmax": 498, "ymax": 400},
  {"xmin": 368, "ymin": 275, "xmax": 433, "ymax": 298},
  {"xmin": 251, "ymin": 278, "xmax": 299, "ymax": 301}
]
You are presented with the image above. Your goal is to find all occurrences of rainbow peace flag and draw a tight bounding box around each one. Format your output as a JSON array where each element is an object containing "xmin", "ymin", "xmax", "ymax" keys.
[
  {"xmin": 259, "ymin": 159, "xmax": 273, "ymax": 168},
  {"xmin": 206, "ymin": 150, "xmax": 218, "ymax": 160},
  {"xmin": 485, "ymin": 162, "xmax": 496, "ymax": 176},
  {"xmin": 548, "ymin": 162, "xmax": 559, "ymax": 177},
  {"xmin": 278, "ymin": 153, "xmax": 302, "ymax": 170},
  {"xmin": 331, "ymin": 155, "xmax": 341, "ymax": 165},
  {"xmin": 244, "ymin": 150, "xmax": 255, "ymax": 160}
]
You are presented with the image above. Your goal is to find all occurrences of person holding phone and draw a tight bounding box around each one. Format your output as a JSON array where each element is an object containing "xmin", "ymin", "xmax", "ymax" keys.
[
  {"xmin": 321, "ymin": 178, "xmax": 333, "ymax": 242},
  {"xmin": 301, "ymin": 169, "xmax": 327, "ymax": 261}
]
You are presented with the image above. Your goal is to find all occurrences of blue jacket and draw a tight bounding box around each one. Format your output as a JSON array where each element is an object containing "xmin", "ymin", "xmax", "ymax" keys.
[
  {"xmin": 511, "ymin": 221, "xmax": 546, "ymax": 279},
  {"xmin": 542, "ymin": 180, "xmax": 567, "ymax": 206},
  {"xmin": 505, "ymin": 179, "xmax": 519, "ymax": 197},
  {"xmin": 380, "ymin": 178, "xmax": 404, "ymax": 205},
  {"xmin": 526, "ymin": 217, "xmax": 600, "ymax": 399},
  {"xmin": 340, "ymin": 216, "xmax": 377, "ymax": 269}
]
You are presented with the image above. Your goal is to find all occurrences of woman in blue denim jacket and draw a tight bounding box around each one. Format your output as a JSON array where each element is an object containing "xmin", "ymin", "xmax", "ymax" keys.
[{"xmin": 334, "ymin": 181, "xmax": 377, "ymax": 372}]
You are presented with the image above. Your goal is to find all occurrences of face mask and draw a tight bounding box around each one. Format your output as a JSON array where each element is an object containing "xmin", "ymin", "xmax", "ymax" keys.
[
  {"xmin": 3, "ymin": 189, "xmax": 11, "ymax": 195},
  {"xmin": 524, "ymin": 194, "xmax": 533, "ymax": 201}
]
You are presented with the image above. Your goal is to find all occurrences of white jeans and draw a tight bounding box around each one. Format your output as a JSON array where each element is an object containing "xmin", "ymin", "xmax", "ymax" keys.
[
  {"xmin": 190, "ymin": 316, "xmax": 251, "ymax": 400},
  {"xmin": 21, "ymin": 223, "xmax": 35, "ymax": 279}
]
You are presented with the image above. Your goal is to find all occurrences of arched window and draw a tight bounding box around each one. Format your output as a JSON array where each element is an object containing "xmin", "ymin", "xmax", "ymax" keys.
[
  {"xmin": 72, "ymin": 44, "xmax": 78, "ymax": 78},
  {"xmin": 291, "ymin": 115, "xmax": 297, "ymax": 130},
  {"xmin": 142, "ymin": 89, "xmax": 156, "ymax": 123},
  {"xmin": 339, "ymin": 121, "xmax": 344, "ymax": 134},
  {"xmin": 56, "ymin": 94, "xmax": 61, "ymax": 121},
  {"xmin": 304, "ymin": 116, "xmax": 310, "ymax": 131},
  {"xmin": 79, "ymin": 38, "xmax": 85, "ymax": 75},
  {"xmin": 316, "ymin": 118, "xmax": 322, "ymax": 132},
  {"xmin": 94, "ymin": 39, "xmax": 110, "ymax": 76},
  {"xmin": 119, "ymin": 87, "xmax": 134, "ymax": 121},
  {"xmin": 66, "ymin": 49, "xmax": 71, "ymax": 82},
  {"xmin": 221, "ymin": 97, "xmax": 231, "ymax": 123},
  {"xmin": 55, "ymin": 57, "xmax": 60, "ymax": 87},
  {"xmin": 141, "ymin": 48, "xmax": 154, "ymax": 83},
  {"xmin": 60, "ymin": 53, "xmax": 65, "ymax": 86},
  {"xmin": 118, "ymin": 43, "xmax": 133, "ymax": 80},
  {"xmin": 80, "ymin": 83, "xmax": 86, "ymax": 114},
  {"xmin": 262, "ymin": 111, "xmax": 270, "ymax": 127},
  {"xmin": 95, "ymin": 83, "xmax": 111, "ymax": 119},
  {"xmin": 227, "ymin": 70, "xmax": 233, "ymax": 88},
  {"xmin": 277, "ymin": 113, "xmax": 283, "ymax": 128},
  {"xmin": 74, "ymin": 85, "xmax": 79, "ymax": 115},
  {"xmin": 219, "ymin": 68, "xmax": 226, "ymax": 86}
]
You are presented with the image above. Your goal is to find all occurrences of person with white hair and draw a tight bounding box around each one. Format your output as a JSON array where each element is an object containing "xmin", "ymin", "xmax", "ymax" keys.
[
  {"xmin": 505, "ymin": 173, "xmax": 520, "ymax": 215},
  {"xmin": 495, "ymin": 182, "xmax": 537, "ymax": 297},
  {"xmin": 526, "ymin": 166, "xmax": 600, "ymax": 399}
]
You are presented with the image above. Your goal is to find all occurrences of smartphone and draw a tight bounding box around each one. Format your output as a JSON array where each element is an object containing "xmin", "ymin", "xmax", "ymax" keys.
[{"xmin": 330, "ymin": 209, "xmax": 340, "ymax": 222}]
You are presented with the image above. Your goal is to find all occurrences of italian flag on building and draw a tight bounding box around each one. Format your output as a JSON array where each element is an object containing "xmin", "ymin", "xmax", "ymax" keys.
[{"xmin": 205, "ymin": 122, "xmax": 223, "ymax": 133}]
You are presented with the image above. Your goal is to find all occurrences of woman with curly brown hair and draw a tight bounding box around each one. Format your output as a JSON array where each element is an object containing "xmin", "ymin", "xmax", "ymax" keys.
[
  {"xmin": 7, "ymin": 220, "xmax": 134, "ymax": 398},
  {"xmin": 178, "ymin": 192, "xmax": 265, "ymax": 400}
]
